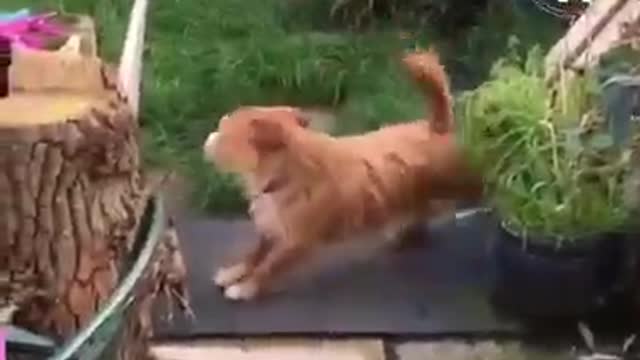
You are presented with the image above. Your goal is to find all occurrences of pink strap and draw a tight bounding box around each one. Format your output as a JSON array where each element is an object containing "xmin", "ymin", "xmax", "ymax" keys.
[
  {"xmin": 0, "ymin": 13, "xmax": 67, "ymax": 49},
  {"xmin": 0, "ymin": 327, "xmax": 5, "ymax": 360}
]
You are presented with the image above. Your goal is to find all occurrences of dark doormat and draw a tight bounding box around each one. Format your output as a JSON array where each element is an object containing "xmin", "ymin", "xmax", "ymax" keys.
[{"xmin": 152, "ymin": 210, "xmax": 527, "ymax": 339}]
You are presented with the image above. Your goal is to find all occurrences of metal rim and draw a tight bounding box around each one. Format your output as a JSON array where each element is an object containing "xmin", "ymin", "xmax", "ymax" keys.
[{"xmin": 529, "ymin": 0, "xmax": 588, "ymax": 20}]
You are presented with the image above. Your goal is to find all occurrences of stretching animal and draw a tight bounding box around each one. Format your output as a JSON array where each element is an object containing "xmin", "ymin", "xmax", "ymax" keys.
[{"xmin": 203, "ymin": 48, "xmax": 483, "ymax": 301}]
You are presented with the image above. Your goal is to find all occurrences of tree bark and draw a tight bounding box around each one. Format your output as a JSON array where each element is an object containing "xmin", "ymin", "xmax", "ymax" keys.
[
  {"xmin": 0, "ymin": 61, "xmax": 144, "ymax": 334},
  {"xmin": 0, "ymin": 43, "xmax": 188, "ymax": 358}
]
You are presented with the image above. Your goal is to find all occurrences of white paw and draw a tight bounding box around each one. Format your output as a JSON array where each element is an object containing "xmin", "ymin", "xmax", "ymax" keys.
[
  {"xmin": 203, "ymin": 132, "xmax": 219, "ymax": 162},
  {"xmin": 224, "ymin": 280, "xmax": 259, "ymax": 301},
  {"xmin": 213, "ymin": 263, "xmax": 248, "ymax": 287}
]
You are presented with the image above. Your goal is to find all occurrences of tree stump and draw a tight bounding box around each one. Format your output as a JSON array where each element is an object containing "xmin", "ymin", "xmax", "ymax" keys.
[
  {"xmin": 0, "ymin": 38, "xmax": 188, "ymax": 359},
  {"xmin": 0, "ymin": 52, "xmax": 139, "ymax": 330}
]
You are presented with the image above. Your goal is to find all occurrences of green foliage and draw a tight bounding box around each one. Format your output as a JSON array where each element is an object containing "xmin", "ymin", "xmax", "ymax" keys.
[
  {"xmin": 327, "ymin": 0, "xmax": 490, "ymax": 33},
  {"xmin": 597, "ymin": 45, "xmax": 640, "ymax": 79},
  {"xmin": 141, "ymin": 0, "xmax": 424, "ymax": 212},
  {"xmin": 459, "ymin": 46, "xmax": 633, "ymax": 243},
  {"xmin": 444, "ymin": 1, "xmax": 563, "ymax": 90},
  {"xmin": 15, "ymin": 0, "xmax": 564, "ymax": 213}
]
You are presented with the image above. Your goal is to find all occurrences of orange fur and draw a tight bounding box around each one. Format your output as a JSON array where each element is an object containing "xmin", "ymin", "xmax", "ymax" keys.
[{"xmin": 203, "ymin": 49, "xmax": 483, "ymax": 301}]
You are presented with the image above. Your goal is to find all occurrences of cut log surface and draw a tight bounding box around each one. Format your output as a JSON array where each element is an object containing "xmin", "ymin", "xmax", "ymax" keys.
[
  {"xmin": 0, "ymin": 92, "xmax": 108, "ymax": 126},
  {"xmin": 0, "ymin": 65, "xmax": 147, "ymax": 339}
]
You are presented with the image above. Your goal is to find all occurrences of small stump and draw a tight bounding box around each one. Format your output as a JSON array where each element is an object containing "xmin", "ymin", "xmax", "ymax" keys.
[{"xmin": 0, "ymin": 35, "xmax": 187, "ymax": 360}]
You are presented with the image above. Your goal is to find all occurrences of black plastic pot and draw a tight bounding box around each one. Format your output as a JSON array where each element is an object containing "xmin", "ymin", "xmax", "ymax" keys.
[{"xmin": 491, "ymin": 222, "xmax": 630, "ymax": 319}]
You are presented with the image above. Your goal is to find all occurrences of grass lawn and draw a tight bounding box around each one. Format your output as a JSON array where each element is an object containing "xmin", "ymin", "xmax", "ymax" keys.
[{"xmin": 8, "ymin": 0, "xmax": 563, "ymax": 214}]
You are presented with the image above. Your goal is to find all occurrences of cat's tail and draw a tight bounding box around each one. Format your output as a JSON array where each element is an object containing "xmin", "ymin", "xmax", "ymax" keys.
[{"xmin": 402, "ymin": 48, "xmax": 453, "ymax": 134}]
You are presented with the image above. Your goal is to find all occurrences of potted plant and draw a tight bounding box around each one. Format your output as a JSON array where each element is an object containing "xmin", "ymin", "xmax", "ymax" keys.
[{"xmin": 458, "ymin": 45, "xmax": 639, "ymax": 319}]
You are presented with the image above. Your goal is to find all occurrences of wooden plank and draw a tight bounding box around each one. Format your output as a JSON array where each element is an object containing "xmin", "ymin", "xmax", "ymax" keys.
[
  {"xmin": 118, "ymin": 0, "xmax": 149, "ymax": 118},
  {"xmin": 70, "ymin": 15, "xmax": 98, "ymax": 57},
  {"xmin": 545, "ymin": 0, "xmax": 639, "ymax": 81},
  {"xmin": 571, "ymin": 0, "xmax": 640, "ymax": 67},
  {"xmin": 7, "ymin": 15, "xmax": 104, "ymax": 94},
  {"xmin": 9, "ymin": 38, "xmax": 105, "ymax": 93}
]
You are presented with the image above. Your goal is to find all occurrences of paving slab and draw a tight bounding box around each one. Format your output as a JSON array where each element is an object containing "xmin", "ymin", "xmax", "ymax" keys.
[
  {"xmin": 153, "ymin": 211, "xmax": 525, "ymax": 337},
  {"xmin": 395, "ymin": 341, "xmax": 568, "ymax": 360},
  {"xmin": 151, "ymin": 339, "xmax": 385, "ymax": 360}
]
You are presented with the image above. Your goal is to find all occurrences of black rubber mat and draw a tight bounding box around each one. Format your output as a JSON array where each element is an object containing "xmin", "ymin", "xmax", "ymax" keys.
[{"xmin": 152, "ymin": 211, "xmax": 526, "ymax": 338}]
